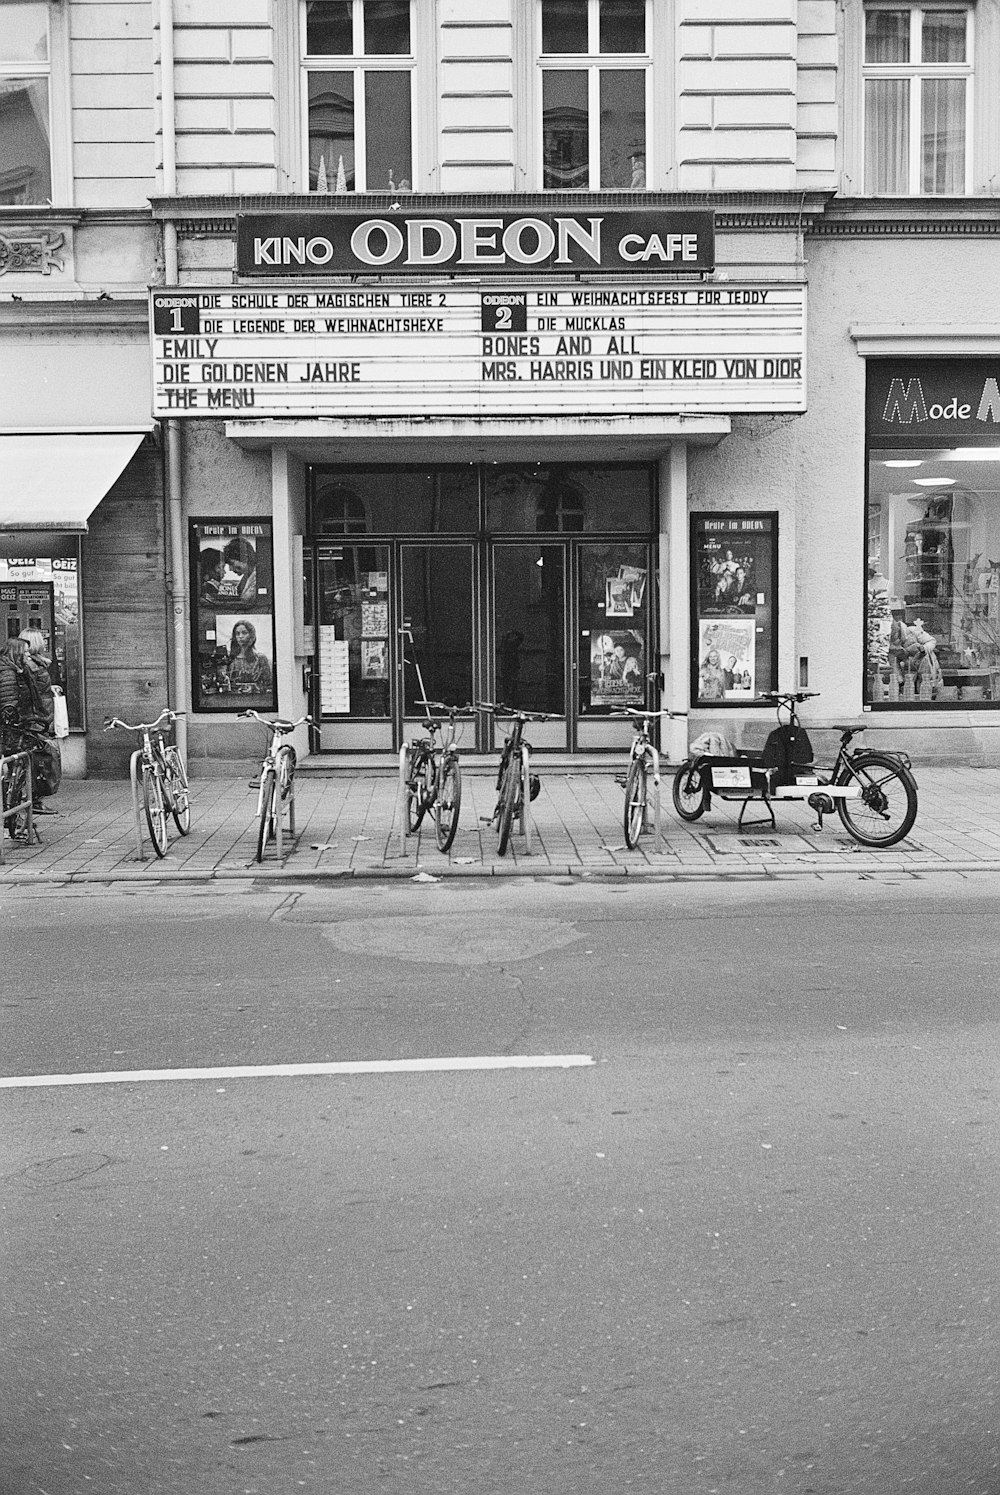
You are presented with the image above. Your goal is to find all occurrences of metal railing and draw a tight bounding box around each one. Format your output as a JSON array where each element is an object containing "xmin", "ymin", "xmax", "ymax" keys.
[{"xmin": 0, "ymin": 748, "xmax": 35, "ymax": 865}]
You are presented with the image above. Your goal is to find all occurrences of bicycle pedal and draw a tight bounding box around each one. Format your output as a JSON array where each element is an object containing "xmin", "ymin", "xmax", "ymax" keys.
[
  {"xmin": 529, "ymin": 775, "xmax": 541, "ymax": 801},
  {"xmin": 479, "ymin": 814, "xmax": 494, "ymax": 823},
  {"xmin": 248, "ymin": 778, "xmax": 260, "ymax": 788}
]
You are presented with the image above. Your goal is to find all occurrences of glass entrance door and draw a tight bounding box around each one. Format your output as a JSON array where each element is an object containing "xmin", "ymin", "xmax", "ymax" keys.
[
  {"xmin": 576, "ymin": 540, "xmax": 653, "ymax": 749},
  {"xmin": 492, "ymin": 543, "xmax": 568, "ymax": 748},
  {"xmin": 401, "ymin": 544, "xmax": 476, "ymax": 737}
]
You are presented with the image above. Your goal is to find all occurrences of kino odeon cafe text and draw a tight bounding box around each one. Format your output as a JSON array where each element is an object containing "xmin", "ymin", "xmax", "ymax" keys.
[{"xmin": 235, "ymin": 209, "xmax": 716, "ymax": 277}]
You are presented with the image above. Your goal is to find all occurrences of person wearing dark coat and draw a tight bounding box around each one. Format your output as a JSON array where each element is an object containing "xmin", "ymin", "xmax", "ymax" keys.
[
  {"xmin": 0, "ymin": 638, "xmax": 36, "ymax": 839},
  {"xmin": 18, "ymin": 631, "xmax": 59, "ymax": 813}
]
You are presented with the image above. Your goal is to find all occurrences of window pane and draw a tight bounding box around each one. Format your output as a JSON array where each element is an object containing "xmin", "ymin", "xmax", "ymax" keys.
[
  {"xmin": 599, "ymin": 0, "xmax": 645, "ymax": 54},
  {"xmin": 0, "ymin": 1, "xmax": 48, "ymax": 63},
  {"xmin": 865, "ymin": 76, "xmax": 909, "ymax": 192},
  {"xmin": 308, "ymin": 71, "xmax": 355, "ymax": 192},
  {"xmin": 0, "ymin": 76, "xmax": 50, "ymax": 203},
  {"xmin": 866, "ymin": 451, "xmax": 1000, "ymax": 706},
  {"xmin": 922, "ymin": 10, "xmax": 966, "ymax": 63},
  {"xmin": 485, "ymin": 465, "xmax": 653, "ymax": 532},
  {"xmin": 363, "ymin": 0, "xmax": 409, "ymax": 54},
  {"xmin": 494, "ymin": 544, "xmax": 565, "ymax": 714},
  {"xmin": 922, "ymin": 76, "xmax": 965, "ymax": 192},
  {"xmin": 541, "ymin": 0, "xmax": 588, "ymax": 54},
  {"xmin": 306, "ymin": 1, "xmax": 353, "ymax": 55},
  {"xmin": 365, "ymin": 71, "xmax": 411, "ymax": 191},
  {"xmin": 865, "ymin": 9, "xmax": 909, "ymax": 63},
  {"xmin": 542, "ymin": 69, "xmax": 588, "ymax": 188},
  {"xmin": 599, "ymin": 69, "xmax": 644, "ymax": 188}
]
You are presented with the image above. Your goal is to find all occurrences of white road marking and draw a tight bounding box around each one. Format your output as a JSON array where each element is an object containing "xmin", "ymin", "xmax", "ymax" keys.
[{"xmin": 0, "ymin": 1054, "xmax": 596, "ymax": 1090}]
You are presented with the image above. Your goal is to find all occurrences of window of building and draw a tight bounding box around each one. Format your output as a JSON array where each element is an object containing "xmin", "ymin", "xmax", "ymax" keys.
[
  {"xmin": 865, "ymin": 360, "xmax": 1000, "ymax": 708},
  {"xmin": 863, "ymin": 5, "xmax": 971, "ymax": 194},
  {"xmin": 538, "ymin": 0, "xmax": 649, "ymax": 190},
  {"xmin": 0, "ymin": 1, "xmax": 51, "ymax": 204},
  {"xmin": 303, "ymin": 0, "xmax": 414, "ymax": 192}
]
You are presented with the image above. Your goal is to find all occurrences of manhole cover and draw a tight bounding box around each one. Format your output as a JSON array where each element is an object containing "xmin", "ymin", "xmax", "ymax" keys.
[{"xmin": 318, "ymin": 914, "xmax": 582, "ymax": 965}]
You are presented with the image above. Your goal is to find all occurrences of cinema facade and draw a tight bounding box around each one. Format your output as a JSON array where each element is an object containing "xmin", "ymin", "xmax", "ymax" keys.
[{"xmin": 141, "ymin": 196, "xmax": 808, "ymax": 772}]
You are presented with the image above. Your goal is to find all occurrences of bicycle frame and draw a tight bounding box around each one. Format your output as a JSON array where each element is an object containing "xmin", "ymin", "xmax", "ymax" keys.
[
  {"xmin": 239, "ymin": 709, "xmax": 312, "ymax": 861},
  {"xmin": 476, "ymin": 702, "xmax": 547, "ymax": 856},
  {"xmin": 105, "ymin": 708, "xmax": 182, "ymax": 859},
  {"xmin": 615, "ymin": 707, "xmax": 673, "ymax": 850}
]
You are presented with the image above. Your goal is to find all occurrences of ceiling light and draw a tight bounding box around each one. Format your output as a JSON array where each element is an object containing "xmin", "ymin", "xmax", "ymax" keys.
[
  {"xmin": 912, "ymin": 477, "xmax": 955, "ymax": 486},
  {"xmin": 941, "ymin": 447, "xmax": 1000, "ymax": 461},
  {"xmin": 883, "ymin": 460, "xmax": 923, "ymax": 468}
]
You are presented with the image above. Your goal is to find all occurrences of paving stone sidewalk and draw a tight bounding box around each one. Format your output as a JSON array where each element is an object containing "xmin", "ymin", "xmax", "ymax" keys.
[{"xmin": 1, "ymin": 762, "xmax": 998, "ymax": 884}]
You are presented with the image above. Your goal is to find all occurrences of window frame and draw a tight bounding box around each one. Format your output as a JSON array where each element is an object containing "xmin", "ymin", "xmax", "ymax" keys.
[
  {"xmin": 535, "ymin": 0, "xmax": 654, "ymax": 192},
  {"xmin": 859, "ymin": 2, "xmax": 974, "ymax": 195},
  {"xmin": 0, "ymin": 1, "xmax": 71, "ymax": 206},
  {"xmin": 299, "ymin": 0, "xmax": 419, "ymax": 194}
]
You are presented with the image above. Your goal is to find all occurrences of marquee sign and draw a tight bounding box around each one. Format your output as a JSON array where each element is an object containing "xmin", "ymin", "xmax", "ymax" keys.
[
  {"xmin": 149, "ymin": 281, "xmax": 806, "ymax": 419},
  {"xmin": 236, "ymin": 209, "xmax": 716, "ymax": 277}
]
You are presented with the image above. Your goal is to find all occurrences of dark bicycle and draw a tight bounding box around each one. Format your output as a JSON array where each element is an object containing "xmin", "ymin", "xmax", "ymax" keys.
[
  {"xmin": 672, "ymin": 690, "xmax": 919, "ymax": 848},
  {"xmin": 475, "ymin": 702, "xmax": 550, "ymax": 857}
]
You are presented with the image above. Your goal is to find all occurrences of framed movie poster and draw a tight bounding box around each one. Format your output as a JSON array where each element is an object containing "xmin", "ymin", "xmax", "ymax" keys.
[
  {"xmin": 190, "ymin": 520, "xmax": 278, "ymax": 713},
  {"xmin": 691, "ymin": 514, "xmax": 777, "ymax": 706}
]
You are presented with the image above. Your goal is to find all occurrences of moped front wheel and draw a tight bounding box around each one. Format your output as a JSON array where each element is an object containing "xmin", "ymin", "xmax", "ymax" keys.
[
  {"xmin": 671, "ymin": 760, "xmax": 708, "ymax": 822},
  {"xmin": 836, "ymin": 752, "xmax": 917, "ymax": 848}
]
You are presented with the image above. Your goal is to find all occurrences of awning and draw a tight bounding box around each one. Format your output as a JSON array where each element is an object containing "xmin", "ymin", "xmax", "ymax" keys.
[{"xmin": 0, "ymin": 432, "xmax": 147, "ymax": 531}]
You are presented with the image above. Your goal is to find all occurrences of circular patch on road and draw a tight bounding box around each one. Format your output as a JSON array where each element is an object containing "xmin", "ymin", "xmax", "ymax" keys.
[{"xmin": 318, "ymin": 914, "xmax": 581, "ymax": 965}]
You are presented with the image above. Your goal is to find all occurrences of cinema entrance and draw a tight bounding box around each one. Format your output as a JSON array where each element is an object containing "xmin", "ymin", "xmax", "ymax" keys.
[{"xmin": 305, "ymin": 462, "xmax": 656, "ymax": 754}]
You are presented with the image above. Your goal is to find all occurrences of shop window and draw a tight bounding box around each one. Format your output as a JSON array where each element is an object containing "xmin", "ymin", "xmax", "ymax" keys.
[
  {"xmin": 304, "ymin": 0, "xmax": 413, "ymax": 192},
  {"xmin": 0, "ymin": 1, "xmax": 51, "ymax": 204},
  {"xmin": 0, "ymin": 553, "xmax": 82, "ymax": 729},
  {"xmin": 538, "ymin": 0, "xmax": 648, "ymax": 190},
  {"xmin": 865, "ymin": 360, "xmax": 1000, "ymax": 707},
  {"xmin": 863, "ymin": 5, "xmax": 971, "ymax": 193},
  {"xmin": 690, "ymin": 515, "xmax": 778, "ymax": 707},
  {"xmin": 189, "ymin": 521, "xmax": 277, "ymax": 713}
]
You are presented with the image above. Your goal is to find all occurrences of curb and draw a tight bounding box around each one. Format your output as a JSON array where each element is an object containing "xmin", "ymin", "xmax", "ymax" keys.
[{"xmin": 3, "ymin": 858, "xmax": 1000, "ymax": 887}]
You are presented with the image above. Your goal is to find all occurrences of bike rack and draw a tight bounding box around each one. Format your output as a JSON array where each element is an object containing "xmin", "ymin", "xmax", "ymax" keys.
[
  {"xmin": 645, "ymin": 745, "xmax": 664, "ymax": 852},
  {"xmin": 128, "ymin": 748, "xmax": 147, "ymax": 861},
  {"xmin": 396, "ymin": 743, "xmax": 410, "ymax": 857},
  {"xmin": 519, "ymin": 745, "xmax": 534, "ymax": 854},
  {"xmin": 0, "ymin": 749, "xmax": 37, "ymax": 865}
]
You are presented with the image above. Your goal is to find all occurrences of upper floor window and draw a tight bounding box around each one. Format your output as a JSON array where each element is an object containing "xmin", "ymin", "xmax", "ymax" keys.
[
  {"xmin": 863, "ymin": 6, "xmax": 971, "ymax": 193},
  {"xmin": 538, "ymin": 0, "xmax": 649, "ymax": 190},
  {"xmin": 303, "ymin": 0, "xmax": 413, "ymax": 192},
  {"xmin": 0, "ymin": 0, "xmax": 51, "ymax": 204}
]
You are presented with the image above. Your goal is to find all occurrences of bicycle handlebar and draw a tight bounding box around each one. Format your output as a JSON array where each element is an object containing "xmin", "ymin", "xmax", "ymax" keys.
[
  {"xmin": 759, "ymin": 690, "xmax": 820, "ymax": 705},
  {"xmin": 104, "ymin": 709, "xmax": 176, "ymax": 733},
  {"xmin": 475, "ymin": 700, "xmax": 559, "ymax": 722},
  {"xmin": 611, "ymin": 707, "xmax": 677, "ymax": 720},
  {"xmin": 416, "ymin": 700, "xmax": 473, "ymax": 718},
  {"xmin": 238, "ymin": 710, "xmax": 314, "ymax": 734}
]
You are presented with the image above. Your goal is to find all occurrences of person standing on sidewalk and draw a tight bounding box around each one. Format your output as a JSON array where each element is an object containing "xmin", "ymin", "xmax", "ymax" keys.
[{"xmin": 15, "ymin": 631, "xmax": 60, "ymax": 815}]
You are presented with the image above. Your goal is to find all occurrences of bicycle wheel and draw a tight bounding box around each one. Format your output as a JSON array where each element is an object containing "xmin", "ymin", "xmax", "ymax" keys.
[
  {"xmin": 434, "ymin": 754, "xmax": 462, "ymax": 853},
  {"xmin": 143, "ymin": 765, "xmax": 170, "ymax": 857},
  {"xmin": 496, "ymin": 756, "xmax": 519, "ymax": 857},
  {"xmin": 623, "ymin": 756, "xmax": 648, "ymax": 848},
  {"xmin": 255, "ymin": 768, "xmax": 277, "ymax": 862},
  {"xmin": 672, "ymin": 760, "xmax": 708, "ymax": 821},
  {"xmin": 404, "ymin": 747, "xmax": 432, "ymax": 833},
  {"xmin": 836, "ymin": 752, "xmax": 918, "ymax": 848},
  {"xmin": 163, "ymin": 746, "xmax": 191, "ymax": 834},
  {"xmin": 3, "ymin": 753, "xmax": 31, "ymax": 840},
  {"xmin": 276, "ymin": 744, "xmax": 297, "ymax": 800}
]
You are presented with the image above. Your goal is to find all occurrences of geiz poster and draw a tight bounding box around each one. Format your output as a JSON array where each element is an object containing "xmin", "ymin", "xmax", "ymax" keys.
[
  {"xmin": 190, "ymin": 519, "xmax": 278, "ymax": 712},
  {"xmin": 691, "ymin": 514, "xmax": 777, "ymax": 706}
]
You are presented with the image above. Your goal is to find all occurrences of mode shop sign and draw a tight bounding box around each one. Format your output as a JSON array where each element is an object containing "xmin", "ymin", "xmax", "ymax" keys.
[
  {"xmin": 868, "ymin": 358, "xmax": 1000, "ymax": 444},
  {"xmin": 236, "ymin": 209, "xmax": 715, "ymax": 277}
]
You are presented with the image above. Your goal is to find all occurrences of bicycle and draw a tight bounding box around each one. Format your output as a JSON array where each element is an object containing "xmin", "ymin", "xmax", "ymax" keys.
[
  {"xmin": 671, "ymin": 690, "xmax": 919, "ymax": 848},
  {"xmin": 475, "ymin": 702, "xmax": 551, "ymax": 857},
  {"xmin": 104, "ymin": 709, "xmax": 190, "ymax": 858},
  {"xmin": 613, "ymin": 706, "xmax": 677, "ymax": 849},
  {"xmin": 401, "ymin": 700, "xmax": 468, "ymax": 853},
  {"xmin": 0, "ymin": 733, "xmax": 39, "ymax": 853},
  {"xmin": 239, "ymin": 709, "xmax": 313, "ymax": 862}
]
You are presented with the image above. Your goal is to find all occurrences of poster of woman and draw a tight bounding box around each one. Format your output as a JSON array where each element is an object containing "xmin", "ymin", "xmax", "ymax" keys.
[{"xmin": 697, "ymin": 619, "xmax": 756, "ymax": 702}]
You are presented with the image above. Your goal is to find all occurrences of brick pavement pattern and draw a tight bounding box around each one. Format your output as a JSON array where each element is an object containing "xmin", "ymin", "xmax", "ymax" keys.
[{"xmin": 1, "ymin": 764, "xmax": 998, "ymax": 883}]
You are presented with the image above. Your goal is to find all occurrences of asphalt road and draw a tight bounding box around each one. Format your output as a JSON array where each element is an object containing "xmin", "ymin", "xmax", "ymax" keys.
[{"xmin": 2, "ymin": 873, "xmax": 999, "ymax": 1495}]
